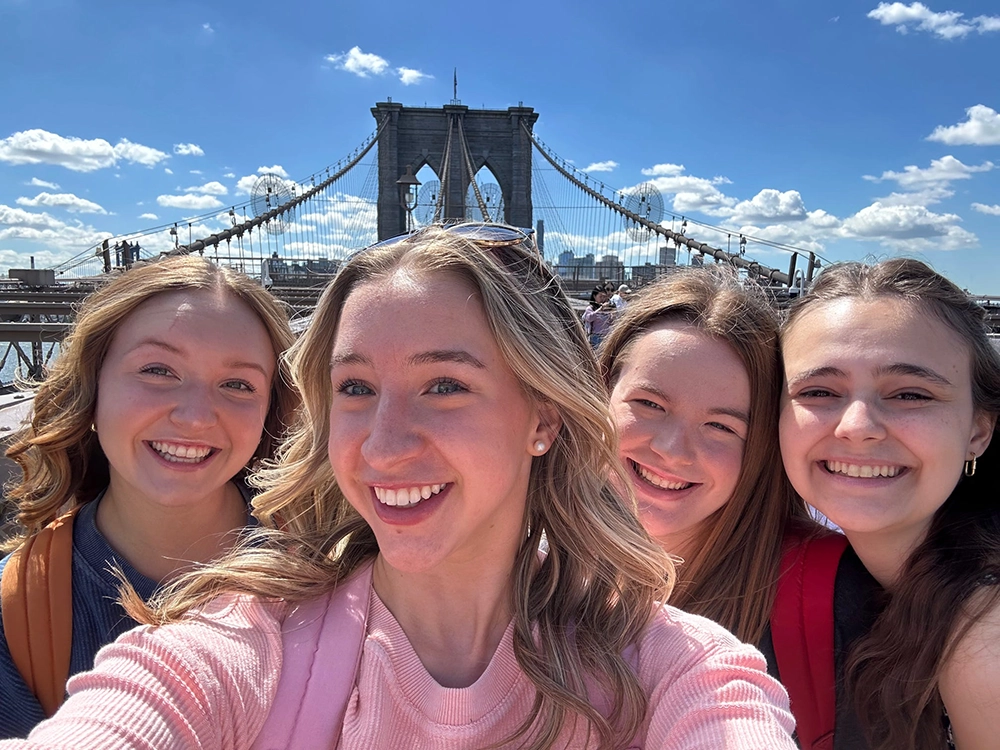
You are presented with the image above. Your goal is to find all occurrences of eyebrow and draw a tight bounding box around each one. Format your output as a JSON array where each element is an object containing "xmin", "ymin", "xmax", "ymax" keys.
[
  {"xmin": 634, "ymin": 382, "xmax": 749, "ymax": 423},
  {"xmin": 330, "ymin": 349, "xmax": 486, "ymax": 370},
  {"xmin": 132, "ymin": 339, "xmax": 271, "ymax": 379},
  {"xmin": 787, "ymin": 363, "xmax": 954, "ymax": 389}
]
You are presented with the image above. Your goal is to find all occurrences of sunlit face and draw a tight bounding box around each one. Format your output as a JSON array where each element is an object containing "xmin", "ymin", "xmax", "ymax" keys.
[
  {"xmin": 95, "ymin": 288, "xmax": 276, "ymax": 511},
  {"xmin": 779, "ymin": 297, "xmax": 994, "ymax": 549},
  {"xmin": 609, "ymin": 321, "xmax": 750, "ymax": 556},
  {"xmin": 327, "ymin": 270, "xmax": 552, "ymax": 575}
]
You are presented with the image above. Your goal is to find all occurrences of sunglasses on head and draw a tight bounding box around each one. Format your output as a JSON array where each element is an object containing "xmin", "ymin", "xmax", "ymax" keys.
[{"xmin": 364, "ymin": 222, "xmax": 537, "ymax": 254}]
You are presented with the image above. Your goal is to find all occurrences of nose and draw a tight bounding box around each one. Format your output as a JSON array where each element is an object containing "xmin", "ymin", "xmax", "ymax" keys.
[
  {"xmin": 359, "ymin": 393, "xmax": 424, "ymax": 470},
  {"xmin": 648, "ymin": 416, "xmax": 696, "ymax": 466},
  {"xmin": 169, "ymin": 381, "xmax": 219, "ymax": 431},
  {"xmin": 833, "ymin": 397, "xmax": 887, "ymax": 442}
]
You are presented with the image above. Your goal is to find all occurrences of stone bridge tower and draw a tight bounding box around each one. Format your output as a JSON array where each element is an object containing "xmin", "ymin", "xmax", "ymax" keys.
[{"xmin": 372, "ymin": 101, "xmax": 539, "ymax": 240}]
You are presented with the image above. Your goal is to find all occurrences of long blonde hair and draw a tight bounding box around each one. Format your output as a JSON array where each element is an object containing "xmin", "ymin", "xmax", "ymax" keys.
[
  {"xmin": 137, "ymin": 227, "xmax": 673, "ymax": 750},
  {"xmin": 599, "ymin": 268, "xmax": 810, "ymax": 643},
  {"xmin": 3, "ymin": 255, "xmax": 298, "ymax": 550}
]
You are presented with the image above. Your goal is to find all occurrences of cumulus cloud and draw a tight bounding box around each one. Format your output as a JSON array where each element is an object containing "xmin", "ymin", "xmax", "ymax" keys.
[
  {"xmin": 16, "ymin": 192, "xmax": 106, "ymax": 214},
  {"xmin": 325, "ymin": 46, "xmax": 389, "ymax": 78},
  {"xmin": 584, "ymin": 160, "xmax": 619, "ymax": 173},
  {"xmin": 257, "ymin": 164, "xmax": 289, "ymax": 178},
  {"xmin": 173, "ymin": 142, "xmax": 205, "ymax": 156},
  {"xmin": 223, "ymin": 171, "xmax": 235, "ymax": 178},
  {"xmin": 156, "ymin": 194, "xmax": 224, "ymax": 210},
  {"xmin": 185, "ymin": 181, "xmax": 228, "ymax": 196},
  {"xmin": 111, "ymin": 138, "xmax": 170, "ymax": 167},
  {"xmin": 641, "ymin": 163, "xmax": 687, "ymax": 177},
  {"xmin": 867, "ymin": 2, "xmax": 1000, "ymax": 39},
  {"xmin": 0, "ymin": 204, "xmax": 110, "ymax": 255},
  {"xmin": 841, "ymin": 201, "xmax": 976, "ymax": 249},
  {"xmin": 0, "ymin": 129, "xmax": 167, "ymax": 171},
  {"xmin": 139, "ymin": 212, "xmax": 159, "ymax": 220},
  {"xmin": 972, "ymin": 202, "xmax": 1000, "ymax": 215},
  {"xmin": 927, "ymin": 104, "xmax": 1000, "ymax": 146},
  {"xmin": 863, "ymin": 155, "xmax": 993, "ymax": 188},
  {"xmin": 28, "ymin": 177, "xmax": 59, "ymax": 190},
  {"xmin": 727, "ymin": 189, "xmax": 808, "ymax": 224},
  {"xmin": 397, "ymin": 67, "xmax": 432, "ymax": 85}
]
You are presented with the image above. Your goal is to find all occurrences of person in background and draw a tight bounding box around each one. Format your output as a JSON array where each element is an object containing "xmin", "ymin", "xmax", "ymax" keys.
[
  {"xmin": 582, "ymin": 286, "xmax": 614, "ymax": 348},
  {"xmin": 0, "ymin": 256, "xmax": 298, "ymax": 738},
  {"xmin": 610, "ymin": 283, "xmax": 631, "ymax": 312},
  {"xmin": 779, "ymin": 259, "xmax": 1000, "ymax": 750},
  {"xmin": 0, "ymin": 225, "xmax": 796, "ymax": 750}
]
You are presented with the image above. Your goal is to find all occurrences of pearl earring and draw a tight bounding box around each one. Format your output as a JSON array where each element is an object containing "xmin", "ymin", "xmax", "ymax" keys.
[{"xmin": 534, "ymin": 440, "xmax": 547, "ymax": 454}]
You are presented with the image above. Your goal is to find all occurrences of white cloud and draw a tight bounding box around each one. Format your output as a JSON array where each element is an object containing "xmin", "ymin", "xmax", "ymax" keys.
[
  {"xmin": 111, "ymin": 138, "xmax": 170, "ymax": 167},
  {"xmin": 0, "ymin": 129, "xmax": 166, "ymax": 171},
  {"xmin": 927, "ymin": 105, "xmax": 1000, "ymax": 146},
  {"xmin": 202, "ymin": 22, "xmax": 214, "ymax": 33},
  {"xmin": 325, "ymin": 46, "xmax": 389, "ymax": 78},
  {"xmin": 164, "ymin": 167, "xmax": 174, "ymax": 175},
  {"xmin": 28, "ymin": 177, "xmax": 59, "ymax": 190},
  {"xmin": 876, "ymin": 185, "xmax": 954, "ymax": 206},
  {"xmin": 185, "ymin": 180, "xmax": 228, "ymax": 196},
  {"xmin": 173, "ymin": 142, "xmax": 205, "ymax": 156},
  {"xmin": 584, "ymin": 160, "xmax": 619, "ymax": 173},
  {"xmin": 156, "ymin": 194, "xmax": 224, "ymax": 210},
  {"xmin": 0, "ymin": 204, "xmax": 110, "ymax": 255},
  {"xmin": 139, "ymin": 212, "xmax": 159, "ymax": 220},
  {"xmin": 641, "ymin": 163, "xmax": 686, "ymax": 177},
  {"xmin": 223, "ymin": 171, "xmax": 235, "ymax": 178},
  {"xmin": 16, "ymin": 192, "xmax": 106, "ymax": 214},
  {"xmin": 397, "ymin": 67, "xmax": 432, "ymax": 85},
  {"xmin": 863, "ymin": 155, "xmax": 993, "ymax": 188},
  {"xmin": 257, "ymin": 165, "xmax": 289, "ymax": 178},
  {"xmin": 727, "ymin": 189, "xmax": 808, "ymax": 224},
  {"xmin": 190, "ymin": 169, "xmax": 203, "ymax": 175},
  {"xmin": 972, "ymin": 202, "xmax": 1000, "ymax": 215},
  {"xmin": 867, "ymin": 2, "xmax": 1000, "ymax": 39},
  {"xmin": 841, "ymin": 201, "xmax": 976, "ymax": 249}
]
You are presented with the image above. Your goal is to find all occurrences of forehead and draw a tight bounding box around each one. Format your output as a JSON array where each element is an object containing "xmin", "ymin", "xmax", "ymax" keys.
[
  {"xmin": 617, "ymin": 321, "xmax": 750, "ymax": 400},
  {"xmin": 784, "ymin": 296, "xmax": 971, "ymax": 374}
]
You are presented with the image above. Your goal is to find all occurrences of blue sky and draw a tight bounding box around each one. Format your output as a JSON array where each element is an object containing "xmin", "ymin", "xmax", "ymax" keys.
[{"xmin": 1, "ymin": 0, "xmax": 999, "ymax": 290}]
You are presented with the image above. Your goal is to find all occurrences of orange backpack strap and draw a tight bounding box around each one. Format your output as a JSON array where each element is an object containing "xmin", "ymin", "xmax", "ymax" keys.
[
  {"xmin": 771, "ymin": 532, "xmax": 849, "ymax": 750},
  {"xmin": 1, "ymin": 505, "xmax": 81, "ymax": 717}
]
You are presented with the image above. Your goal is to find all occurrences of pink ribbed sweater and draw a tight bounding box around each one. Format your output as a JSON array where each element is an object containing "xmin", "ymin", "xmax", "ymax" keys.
[{"xmin": 0, "ymin": 585, "xmax": 795, "ymax": 749}]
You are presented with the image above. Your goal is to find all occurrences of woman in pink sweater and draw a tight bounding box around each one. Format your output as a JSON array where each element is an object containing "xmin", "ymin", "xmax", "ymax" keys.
[{"xmin": 1, "ymin": 224, "xmax": 796, "ymax": 750}]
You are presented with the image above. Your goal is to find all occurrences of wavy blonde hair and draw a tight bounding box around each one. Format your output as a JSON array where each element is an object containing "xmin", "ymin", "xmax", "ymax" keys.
[
  {"xmin": 135, "ymin": 227, "xmax": 673, "ymax": 750},
  {"xmin": 3, "ymin": 255, "xmax": 298, "ymax": 551},
  {"xmin": 599, "ymin": 268, "xmax": 811, "ymax": 643}
]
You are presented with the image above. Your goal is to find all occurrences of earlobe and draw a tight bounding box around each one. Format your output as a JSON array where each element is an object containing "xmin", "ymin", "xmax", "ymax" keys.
[
  {"xmin": 969, "ymin": 411, "xmax": 997, "ymax": 457},
  {"xmin": 530, "ymin": 401, "xmax": 563, "ymax": 455}
]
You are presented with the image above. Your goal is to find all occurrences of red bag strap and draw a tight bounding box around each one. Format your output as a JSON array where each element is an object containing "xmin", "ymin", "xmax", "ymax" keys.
[
  {"xmin": 1, "ymin": 505, "xmax": 81, "ymax": 717},
  {"xmin": 771, "ymin": 532, "xmax": 848, "ymax": 750}
]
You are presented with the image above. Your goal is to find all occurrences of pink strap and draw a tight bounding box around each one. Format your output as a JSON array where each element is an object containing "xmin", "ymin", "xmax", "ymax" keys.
[{"xmin": 251, "ymin": 561, "xmax": 374, "ymax": 750}]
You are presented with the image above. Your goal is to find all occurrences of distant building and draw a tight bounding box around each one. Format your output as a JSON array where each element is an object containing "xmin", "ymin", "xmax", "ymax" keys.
[{"xmin": 658, "ymin": 244, "xmax": 676, "ymax": 267}]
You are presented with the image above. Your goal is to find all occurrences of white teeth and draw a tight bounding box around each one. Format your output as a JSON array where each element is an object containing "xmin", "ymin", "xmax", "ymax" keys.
[
  {"xmin": 824, "ymin": 461, "xmax": 900, "ymax": 478},
  {"xmin": 374, "ymin": 484, "xmax": 445, "ymax": 507},
  {"xmin": 149, "ymin": 441, "xmax": 212, "ymax": 463},
  {"xmin": 634, "ymin": 462, "xmax": 692, "ymax": 491}
]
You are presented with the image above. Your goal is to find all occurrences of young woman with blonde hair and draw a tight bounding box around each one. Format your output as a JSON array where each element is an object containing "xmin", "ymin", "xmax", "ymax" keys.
[
  {"xmin": 0, "ymin": 225, "xmax": 795, "ymax": 749},
  {"xmin": 0, "ymin": 256, "xmax": 298, "ymax": 737}
]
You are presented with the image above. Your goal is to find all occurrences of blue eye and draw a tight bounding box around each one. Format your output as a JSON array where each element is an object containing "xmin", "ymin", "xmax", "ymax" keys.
[
  {"xmin": 337, "ymin": 379, "xmax": 373, "ymax": 396},
  {"xmin": 223, "ymin": 380, "xmax": 257, "ymax": 393},
  {"xmin": 428, "ymin": 378, "xmax": 466, "ymax": 395},
  {"xmin": 140, "ymin": 365, "xmax": 172, "ymax": 377}
]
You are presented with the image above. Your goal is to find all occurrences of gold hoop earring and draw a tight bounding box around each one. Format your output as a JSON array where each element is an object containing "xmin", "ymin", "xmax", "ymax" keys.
[{"xmin": 965, "ymin": 454, "xmax": 977, "ymax": 477}]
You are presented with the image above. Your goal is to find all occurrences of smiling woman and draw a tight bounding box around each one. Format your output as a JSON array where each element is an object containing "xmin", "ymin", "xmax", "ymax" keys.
[
  {"xmin": 0, "ymin": 225, "xmax": 797, "ymax": 750},
  {"xmin": 0, "ymin": 256, "xmax": 298, "ymax": 738},
  {"xmin": 779, "ymin": 259, "xmax": 1000, "ymax": 750}
]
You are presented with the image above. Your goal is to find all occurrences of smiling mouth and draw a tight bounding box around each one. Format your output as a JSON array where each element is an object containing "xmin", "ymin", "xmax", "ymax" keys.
[
  {"xmin": 823, "ymin": 460, "xmax": 903, "ymax": 479},
  {"xmin": 630, "ymin": 460, "xmax": 694, "ymax": 491},
  {"xmin": 148, "ymin": 441, "xmax": 215, "ymax": 464},
  {"xmin": 373, "ymin": 483, "xmax": 447, "ymax": 508}
]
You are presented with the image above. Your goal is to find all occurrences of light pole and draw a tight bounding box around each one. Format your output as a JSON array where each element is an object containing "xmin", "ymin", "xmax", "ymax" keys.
[{"xmin": 396, "ymin": 165, "xmax": 421, "ymax": 232}]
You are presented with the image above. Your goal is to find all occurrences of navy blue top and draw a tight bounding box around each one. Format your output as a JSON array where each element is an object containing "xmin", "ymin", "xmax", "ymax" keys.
[{"xmin": 0, "ymin": 485, "xmax": 254, "ymax": 738}]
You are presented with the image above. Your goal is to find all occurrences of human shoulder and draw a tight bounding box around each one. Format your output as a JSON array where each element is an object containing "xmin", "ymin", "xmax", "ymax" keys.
[
  {"xmin": 638, "ymin": 605, "xmax": 796, "ymax": 748},
  {"xmin": 939, "ymin": 589, "xmax": 1000, "ymax": 750}
]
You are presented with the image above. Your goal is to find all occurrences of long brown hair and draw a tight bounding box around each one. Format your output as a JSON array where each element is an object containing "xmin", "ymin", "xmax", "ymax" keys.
[
  {"xmin": 599, "ymin": 267, "xmax": 809, "ymax": 643},
  {"xmin": 3, "ymin": 255, "xmax": 299, "ymax": 551},
  {"xmin": 782, "ymin": 258, "xmax": 1000, "ymax": 750},
  {"xmin": 132, "ymin": 227, "xmax": 673, "ymax": 750}
]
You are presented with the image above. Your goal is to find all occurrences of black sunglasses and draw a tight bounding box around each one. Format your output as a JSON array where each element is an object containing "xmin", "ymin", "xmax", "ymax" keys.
[{"xmin": 363, "ymin": 222, "xmax": 537, "ymax": 254}]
